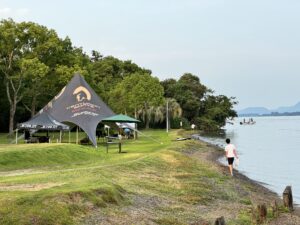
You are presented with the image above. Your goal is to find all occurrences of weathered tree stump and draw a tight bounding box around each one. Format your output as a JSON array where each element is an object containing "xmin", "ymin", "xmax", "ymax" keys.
[
  {"xmin": 201, "ymin": 222, "xmax": 210, "ymax": 225},
  {"xmin": 257, "ymin": 204, "xmax": 267, "ymax": 224},
  {"xmin": 215, "ymin": 216, "xmax": 225, "ymax": 225},
  {"xmin": 283, "ymin": 186, "xmax": 293, "ymax": 211}
]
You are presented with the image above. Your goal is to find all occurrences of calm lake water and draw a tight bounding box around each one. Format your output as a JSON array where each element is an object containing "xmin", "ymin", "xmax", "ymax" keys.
[{"xmin": 198, "ymin": 116, "xmax": 300, "ymax": 204}]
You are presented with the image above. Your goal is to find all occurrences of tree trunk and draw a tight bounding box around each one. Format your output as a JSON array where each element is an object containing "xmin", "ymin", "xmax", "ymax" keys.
[
  {"xmin": 146, "ymin": 119, "xmax": 150, "ymax": 129},
  {"xmin": 145, "ymin": 103, "xmax": 150, "ymax": 129},
  {"xmin": 31, "ymin": 96, "xmax": 36, "ymax": 117},
  {"xmin": 9, "ymin": 97, "xmax": 17, "ymax": 135},
  {"xmin": 6, "ymin": 79, "xmax": 23, "ymax": 135},
  {"xmin": 134, "ymin": 108, "xmax": 138, "ymax": 139}
]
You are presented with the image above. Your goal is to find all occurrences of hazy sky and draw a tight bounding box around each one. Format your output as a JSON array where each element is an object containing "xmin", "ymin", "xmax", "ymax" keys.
[{"xmin": 1, "ymin": 0, "xmax": 300, "ymax": 110}]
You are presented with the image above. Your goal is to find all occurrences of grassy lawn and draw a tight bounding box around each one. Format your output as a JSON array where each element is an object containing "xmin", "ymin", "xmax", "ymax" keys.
[
  {"xmin": 0, "ymin": 130, "xmax": 263, "ymax": 224},
  {"xmin": 0, "ymin": 130, "xmax": 174, "ymax": 224}
]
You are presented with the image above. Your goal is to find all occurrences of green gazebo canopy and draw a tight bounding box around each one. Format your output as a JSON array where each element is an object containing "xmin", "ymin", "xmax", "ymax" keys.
[{"xmin": 102, "ymin": 114, "xmax": 140, "ymax": 123}]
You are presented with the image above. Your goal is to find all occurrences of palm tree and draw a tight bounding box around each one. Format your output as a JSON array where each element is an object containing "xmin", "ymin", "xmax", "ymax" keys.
[
  {"xmin": 137, "ymin": 98, "xmax": 182, "ymax": 129},
  {"xmin": 137, "ymin": 105, "xmax": 163, "ymax": 129},
  {"xmin": 165, "ymin": 98, "xmax": 182, "ymax": 130}
]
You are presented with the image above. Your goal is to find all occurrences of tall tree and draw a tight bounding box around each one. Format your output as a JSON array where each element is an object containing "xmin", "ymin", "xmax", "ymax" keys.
[
  {"xmin": 0, "ymin": 19, "xmax": 91, "ymax": 132},
  {"xmin": 131, "ymin": 73, "xmax": 164, "ymax": 128},
  {"xmin": 162, "ymin": 73, "xmax": 208, "ymax": 121},
  {"xmin": 0, "ymin": 19, "xmax": 27, "ymax": 134},
  {"xmin": 21, "ymin": 58, "xmax": 49, "ymax": 117},
  {"xmin": 165, "ymin": 98, "xmax": 182, "ymax": 129},
  {"xmin": 144, "ymin": 98, "xmax": 182, "ymax": 128},
  {"xmin": 108, "ymin": 72, "xmax": 164, "ymax": 128},
  {"xmin": 161, "ymin": 73, "xmax": 237, "ymax": 130},
  {"xmin": 0, "ymin": 19, "xmax": 71, "ymax": 133}
]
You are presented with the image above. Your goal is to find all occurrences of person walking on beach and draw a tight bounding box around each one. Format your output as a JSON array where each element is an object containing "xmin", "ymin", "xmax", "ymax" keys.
[{"xmin": 225, "ymin": 138, "xmax": 238, "ymax": 176}]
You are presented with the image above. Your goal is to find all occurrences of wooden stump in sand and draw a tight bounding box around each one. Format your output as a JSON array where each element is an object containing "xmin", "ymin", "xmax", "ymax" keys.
[
  {"xmin": 201, "ymin": 222, "xmax": 210, "ymax": 225},
  {"xmin": 272, "ymin": 200, "xmax": 279, "ymax": 217},
  {"xmin": 283, "ymin": 186, "xmax": 293, "ymax": 211},
  {"xmin": 257, "ymin": 204, "xmax": 267, "ymax": 224},
  {"xmin": 215, "ymin": 216, "xmax": 225, "ymax": 225}
]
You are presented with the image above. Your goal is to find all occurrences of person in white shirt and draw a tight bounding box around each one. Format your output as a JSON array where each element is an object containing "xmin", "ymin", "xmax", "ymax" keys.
[
  {"xmin": 224, "ymin": 138, "xmax": 238, "ymax": 176},
  {"xmin": 191, "ymin": 124, "xmax": 195, "ymax": 130}
]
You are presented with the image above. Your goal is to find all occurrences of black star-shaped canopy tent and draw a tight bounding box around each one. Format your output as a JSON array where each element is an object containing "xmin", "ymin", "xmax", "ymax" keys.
[{"xmin": 41, "ymin": 74, "xmax": 115, "ymax": 147}]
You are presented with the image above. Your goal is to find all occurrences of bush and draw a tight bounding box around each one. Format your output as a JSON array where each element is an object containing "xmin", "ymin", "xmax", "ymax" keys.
[
  {"xmin": 170, "ymin": 117, "xmax": 189, "ymax": 129},
  {"xmin": 194, "ymin": 117, "xmax": 219, "ymax": 131}
]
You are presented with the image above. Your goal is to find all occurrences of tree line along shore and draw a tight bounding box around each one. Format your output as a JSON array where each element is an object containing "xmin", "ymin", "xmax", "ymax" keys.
[{"xmin": 0, "ymin": 19, "xmax": 236, "ymax": 135}]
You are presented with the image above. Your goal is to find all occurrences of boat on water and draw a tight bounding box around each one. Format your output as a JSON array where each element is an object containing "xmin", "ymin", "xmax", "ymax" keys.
[
  {"xmin": 240, "ymin": 118, "xmax": 256, "ymax": 125},
  {"xmin": 240, "ymin": 121, "xmax": 256, "ymax": 125}
]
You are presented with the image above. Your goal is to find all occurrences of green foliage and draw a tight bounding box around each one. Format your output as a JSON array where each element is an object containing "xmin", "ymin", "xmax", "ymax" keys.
[
  {"xmin": 171, "ymin": 117, "xmax": 189, "ymax": 129},
  {"xmin": 55, "ymin": 64, "xmax": 89, "ymax": 85},
  {"xmin": 109, "ymin": 73, "xmax": 165, "ymax": 128},
  {"xmin": 0, "ymin": 19, "xmax": 91, "ymax": 132},
  {"xmin": 197, "ymin": 95, "xmax": 237, "ymax": 131},
  {"xmin": 0, "ymin": 18, "xmax": 237, "ymax": 133},
  {"xmin": 162, "ymin": 73, "xmax": 237, "ymax": 131},
  {"xmin": 162, "ymin": 73, "xmax": 208, "ymax": 121},
  {"xmin": 89, "ymin": 56, "xmax": 150, "ymax": 102},
  {"xmin": 234, "ymin": 211, "xmax": 252, "ymax": 225},
  {"xmin": 21, "ymin": 58, "xmax": 49, "ymax": 116}
]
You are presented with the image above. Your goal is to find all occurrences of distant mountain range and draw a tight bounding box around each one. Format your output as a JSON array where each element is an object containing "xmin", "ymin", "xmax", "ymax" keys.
[{"xmin": 238, "ymin": 102, "xmax": 300, "ymax": 116}]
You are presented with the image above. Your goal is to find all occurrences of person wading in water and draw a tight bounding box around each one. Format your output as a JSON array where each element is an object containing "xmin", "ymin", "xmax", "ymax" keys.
[{"xmin": 225, "ymin": 138, "xmax": 239, "ymax": 176}]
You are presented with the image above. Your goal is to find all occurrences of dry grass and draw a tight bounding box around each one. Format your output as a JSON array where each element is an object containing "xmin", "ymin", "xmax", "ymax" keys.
[{"xmin": 0, "ymin": 182, "xmax": 65, "ymax": 191}]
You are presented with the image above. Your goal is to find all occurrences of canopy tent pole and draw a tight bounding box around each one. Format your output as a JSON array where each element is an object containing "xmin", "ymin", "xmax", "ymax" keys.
[
  {"xmin": 166, "ymin": 100, "xmax": 169, "ymax": 133},
  {"xmin": 59, "ymin": 130, "xmax": 62, "ymax": 143},
  {"xmin": 76, "ymin": 126, "xmax": 79, "ymax": 144},
  {"xmin": 134, "ymin": 123, "xmax": 137, "ymax": 140},
  {"xmin": 15, "ymin": 129, "xmax": 18, "ymax": 144}
]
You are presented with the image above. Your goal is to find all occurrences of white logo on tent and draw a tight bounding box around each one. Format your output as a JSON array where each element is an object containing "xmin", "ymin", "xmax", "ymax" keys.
[{"xmin": 73, "ymin": 86, "xmax": 91, "ymax": 102}]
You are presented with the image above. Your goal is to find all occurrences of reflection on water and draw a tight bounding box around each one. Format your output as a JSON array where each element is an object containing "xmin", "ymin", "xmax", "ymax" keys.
[{"xmin": 198, "ymin": 116, "xmax": 300, "ymax": 203}]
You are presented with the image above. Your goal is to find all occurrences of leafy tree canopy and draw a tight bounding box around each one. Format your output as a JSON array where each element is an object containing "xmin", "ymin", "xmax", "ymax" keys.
[
  {"xmin": 0, "ymin": 18, "xmax": 237, "ymax": 132},
  {"xmin": 161, "ymin": 73, "xmax": 237, "ymax": 130}
]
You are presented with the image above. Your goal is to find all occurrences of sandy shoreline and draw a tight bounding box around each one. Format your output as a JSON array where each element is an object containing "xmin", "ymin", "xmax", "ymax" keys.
[
  {"xmin": 188, "ymin": 134, "xmax": 300, "ymax": 224},
  {"xmin": 205, "ymin": 141, "xmax": 280, "ymax": 196},
  {"xmin": 191, "ymin": 134, "xmax": 284, "ymax": 197}
]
